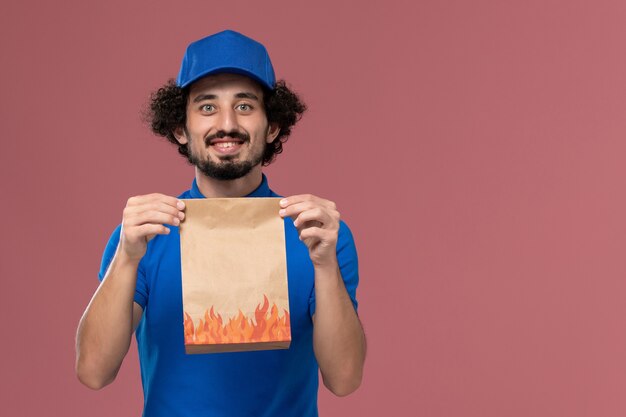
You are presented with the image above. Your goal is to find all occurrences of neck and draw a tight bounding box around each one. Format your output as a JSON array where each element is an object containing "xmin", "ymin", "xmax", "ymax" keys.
[{"xmin": 194, "ymin": 165, "xmax": 264, "ymax": 198}]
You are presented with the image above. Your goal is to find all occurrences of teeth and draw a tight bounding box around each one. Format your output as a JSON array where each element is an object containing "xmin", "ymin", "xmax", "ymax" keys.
[{"xmin": 214, "ymin": 142, "xmax": 239, "ymax": 148}]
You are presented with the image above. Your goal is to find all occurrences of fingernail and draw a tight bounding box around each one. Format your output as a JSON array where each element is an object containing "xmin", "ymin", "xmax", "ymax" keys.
[
  {"xmin": 279, "ymin": 209, "xmax": 286, "ymax": 216},
  {"xmin": 279, "ymin": 199, "xmax": 287, "ymax": 207},
  {"xmin": 177, "ymin": 200, "xmax": 185, "ymax": 209}
]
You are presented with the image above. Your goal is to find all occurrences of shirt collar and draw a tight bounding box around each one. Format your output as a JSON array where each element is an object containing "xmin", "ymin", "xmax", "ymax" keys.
[{"xmin": 188, "ymin": 174, "xmax": 272, "ymax": 199}]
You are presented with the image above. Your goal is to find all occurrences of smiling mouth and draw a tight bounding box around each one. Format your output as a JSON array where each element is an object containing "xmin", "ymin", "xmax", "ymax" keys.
[
  {"xmin": 212, "ymin": 141, "xmax": 242, "ymax": 148},
  {"xmin": 208, "ymin": 138, "xmax": 245, "ymax": 154}
]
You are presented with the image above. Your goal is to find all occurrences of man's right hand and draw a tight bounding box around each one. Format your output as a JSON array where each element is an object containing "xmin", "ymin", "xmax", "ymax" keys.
[
  {"xmin": 120, "ymin": 193, "xmax": 186, "ymax": 261},
  {"xmin": 76, "ymin": 193, "xmax": 185, "ymax": 390}
]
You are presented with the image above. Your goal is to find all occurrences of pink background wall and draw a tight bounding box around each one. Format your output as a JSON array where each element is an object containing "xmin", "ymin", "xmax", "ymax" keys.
[{"xmin": 2, "ymin": 0, "xmax": 626, "ymax": 415}]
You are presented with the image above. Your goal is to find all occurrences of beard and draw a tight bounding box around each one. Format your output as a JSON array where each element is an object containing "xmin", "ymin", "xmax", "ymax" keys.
[{"xmin": 185, "ymin": 129, "xmax": 265, "ymax": 181}]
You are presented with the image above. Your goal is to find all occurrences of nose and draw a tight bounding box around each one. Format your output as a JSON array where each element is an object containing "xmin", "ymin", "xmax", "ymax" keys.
[{"xmin": 215, "ymin": 107, "xmax": 238, "ymax": 133}]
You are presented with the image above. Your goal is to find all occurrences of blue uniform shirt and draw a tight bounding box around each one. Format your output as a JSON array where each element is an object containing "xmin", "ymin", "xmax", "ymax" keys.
[{"xmin": 98, "ymin": 175, "xmax": 359, "ymax": 417}]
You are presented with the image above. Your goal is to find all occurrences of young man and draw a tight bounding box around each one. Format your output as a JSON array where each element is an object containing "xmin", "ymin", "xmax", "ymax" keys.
[{"xmin": 76, "ymin": 30, "xmax": 365, "ymax": 417}]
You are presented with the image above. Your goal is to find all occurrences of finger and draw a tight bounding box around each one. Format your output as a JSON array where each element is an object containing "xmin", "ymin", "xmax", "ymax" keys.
[
  {"xmin": 279, "ymin": 200, "xmax": 334, "ymax": 219},
  {"xmin": 127, "ymin": 194, "xmax": 185, "ymax": 210},
  {"xmin": 293, "ymin": 221, "xmax": 323, "ymax": 237},
  {"xmin": 125, "ymin": 210, "xmax": 182, "ymax": 228},
  {"xmin": 298, "ymin": 231, "xmax": 321, "ymax": 250},
  {"xmin": 279, "ymin": 201, "xmax": 312, "ymax": 220},
  {"xmin": 135, "ymin": 223, "xmax": 172, "ymax": 240},
  {"xmin": 293, "ymin": 208, "xmax": 332, "ymax": 229},
  {"xmin": 123, "ymin": 223, "xmax": 171, "ymax": 243},
  {"xmin": 125, "ymin": 201, "xmax": 185, "ymax": 220},
  {"xmin": 280, "ymin": 194, "xmax": 335, "ymax": 210},
  {"xmin": 298, "ymin": 226, "xmax": 330, "ymax": 242}
]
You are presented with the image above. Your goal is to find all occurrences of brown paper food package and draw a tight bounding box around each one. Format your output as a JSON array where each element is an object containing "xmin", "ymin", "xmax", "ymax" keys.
[{"xmin": 180, "ymin": 198, "xmax": 291, "ymax": 354}]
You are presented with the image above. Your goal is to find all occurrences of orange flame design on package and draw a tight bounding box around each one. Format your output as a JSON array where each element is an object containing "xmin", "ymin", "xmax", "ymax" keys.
[{"xmin": 184, "ymin": 295, "xmax": 290, "ymax": 345}]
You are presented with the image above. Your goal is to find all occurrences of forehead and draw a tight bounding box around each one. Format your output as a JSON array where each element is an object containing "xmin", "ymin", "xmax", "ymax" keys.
[{"xmin": 188, "ymin": 73, "xmax": 264, "ymax": 99}]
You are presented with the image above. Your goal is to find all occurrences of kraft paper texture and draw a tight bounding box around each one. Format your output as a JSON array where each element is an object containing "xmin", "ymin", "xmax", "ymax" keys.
[{"xmin": 180, "ymin": 198, "xmax": 291, "ymax": 354}]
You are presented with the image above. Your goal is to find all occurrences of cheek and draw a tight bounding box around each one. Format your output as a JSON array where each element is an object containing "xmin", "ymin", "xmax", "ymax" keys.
[
  {"xmin": 185, "ymin": 116, "xmax": 204, "ymax": 135},
  {"xmin": 185, "ymin": 131, "xmax": 206, "ymax": 153},
  {"xmin": 246, "ymin": 119, "xmax": 271, "ymax": 141},
  {"xmin": 185, "ymin": 119, "xmax": 210, "ymax": 145}
]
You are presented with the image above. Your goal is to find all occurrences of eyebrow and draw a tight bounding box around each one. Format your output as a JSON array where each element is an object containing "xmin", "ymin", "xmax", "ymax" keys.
[
  {"xmin": 193, "ymin": 94, "xmax": 217, "ymax": 103},
  {"xmin": 234, "ymin": 92, "xmax": 260, "ymax": 101},
  {"xmin": 192, "ymin": 92, "xmax": 260, "ymax": 103}
]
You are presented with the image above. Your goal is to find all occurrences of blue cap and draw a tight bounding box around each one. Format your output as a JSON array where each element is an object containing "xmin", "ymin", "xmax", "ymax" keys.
[{"xmin": 176, "ymin": 30, "xmax": 276, "ymax": 90}]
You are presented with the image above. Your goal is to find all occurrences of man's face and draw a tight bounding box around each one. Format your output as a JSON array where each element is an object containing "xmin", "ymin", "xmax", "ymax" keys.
[{"xmin": 176, "ymin": 73, "xmax": 279, "ymax": 181}]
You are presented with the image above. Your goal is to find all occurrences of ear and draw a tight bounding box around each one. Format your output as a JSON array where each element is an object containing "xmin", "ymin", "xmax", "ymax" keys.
[
  {"xmin": 173, "ymin": 126, "xmax": 188, "ymax": 145},
  {"xmin": 266, "ymin": 123, "xmax": 281, "ymax": 143}
]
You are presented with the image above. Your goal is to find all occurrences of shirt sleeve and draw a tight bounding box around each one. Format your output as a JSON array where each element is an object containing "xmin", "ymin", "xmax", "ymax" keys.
[
  {"xmin": 98, "ymin": 224, "xmax": 149, "ymax": 309},
  {"xmin": 309, "ymin": 220, "xmax": 360, "ymax": 317}
]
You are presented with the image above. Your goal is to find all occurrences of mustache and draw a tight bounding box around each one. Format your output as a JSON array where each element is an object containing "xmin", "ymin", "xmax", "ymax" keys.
[{"xmin": 204, "ymin": 130, "xmax": 250, "ymax": 146}]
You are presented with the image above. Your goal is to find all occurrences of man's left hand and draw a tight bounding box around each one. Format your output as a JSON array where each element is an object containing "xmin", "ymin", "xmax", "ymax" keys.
[{"xmin": 279, "ymin": 194, "xmax": 340, "ymax": 267}]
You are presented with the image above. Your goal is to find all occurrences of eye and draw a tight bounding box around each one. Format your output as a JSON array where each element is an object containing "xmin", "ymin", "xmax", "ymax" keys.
[
  {"xmin": 200, "ymin": 104, "xmax": 215, "ymax": 112},
  {"xmin": 237, "ymin": 103, "xmax": 253, "ymax": 112}
]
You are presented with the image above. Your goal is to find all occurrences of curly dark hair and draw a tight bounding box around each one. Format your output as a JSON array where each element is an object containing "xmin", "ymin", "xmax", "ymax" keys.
[{"xmin": 146, "ymin": 79, "xmax": 306, "ymax": 166}]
